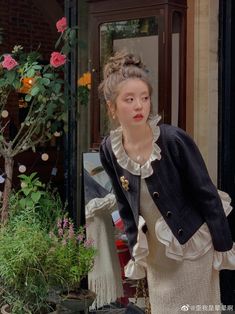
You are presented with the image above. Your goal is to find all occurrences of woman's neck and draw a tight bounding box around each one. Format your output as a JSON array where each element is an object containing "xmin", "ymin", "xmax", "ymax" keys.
[
  {"xmin": 122, "ymin": 122, "xmax": 153, "ymax": 165},
  {"xmin": 122, "ymin": 123, "xmax": 150, "ymax": 145}
]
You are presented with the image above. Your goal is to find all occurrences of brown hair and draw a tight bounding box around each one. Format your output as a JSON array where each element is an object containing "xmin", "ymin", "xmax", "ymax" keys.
[{"xmin": 99, "ymin": 51, "xmax": 153, "ymax": 108}]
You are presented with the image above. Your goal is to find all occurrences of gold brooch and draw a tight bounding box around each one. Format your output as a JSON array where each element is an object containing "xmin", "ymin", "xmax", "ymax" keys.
[{"xmin": 120, "ymin": 176, "xmax": 129, "ymax": 191}]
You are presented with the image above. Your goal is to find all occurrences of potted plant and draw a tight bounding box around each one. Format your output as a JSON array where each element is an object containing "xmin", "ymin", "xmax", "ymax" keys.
[
  {"xmin": 0, "ymin": 173, "xmax": 96, "ymax": 313},
  {"xmin": 0, "ymin": 174, "xmax": 61, "ymax": 313},
  {"xmin": 46, "ymin": 215, "xmax": 96, "ymax": 312}
]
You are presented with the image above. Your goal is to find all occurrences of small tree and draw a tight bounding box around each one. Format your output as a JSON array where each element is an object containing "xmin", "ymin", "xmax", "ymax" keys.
[{"xmin": 0, "ymin": 17, "xmax": 77, "ymax": 223}]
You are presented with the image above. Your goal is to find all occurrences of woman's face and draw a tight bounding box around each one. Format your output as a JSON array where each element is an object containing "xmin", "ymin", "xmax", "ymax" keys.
[{"xmin": 112, "ymin": 78, "xmax": 151, "ymax": 129}]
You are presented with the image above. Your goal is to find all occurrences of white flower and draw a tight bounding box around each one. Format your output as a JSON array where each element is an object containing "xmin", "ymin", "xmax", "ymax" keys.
[{"xmin": 12, "ymin": 45, "xmax": 23, "ymax": 54}]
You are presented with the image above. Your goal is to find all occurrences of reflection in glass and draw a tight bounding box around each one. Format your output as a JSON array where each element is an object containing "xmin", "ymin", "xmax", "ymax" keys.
[
  {"xmin": 171, "ymin": 11, "xmax": 182, "ymax": 127},
  {"xmin": 99, "ymin": 17, "xmax": 159, "ymax": 136},
  {"xmin": 83, "ymin": 153, "xmax": 135, "ymax": 310}
]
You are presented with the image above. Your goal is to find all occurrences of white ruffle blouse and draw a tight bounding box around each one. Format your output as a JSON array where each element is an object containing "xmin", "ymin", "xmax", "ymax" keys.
[{"xmin": 110, "ymin": 115, "xmax": 235, "ymax": 280}]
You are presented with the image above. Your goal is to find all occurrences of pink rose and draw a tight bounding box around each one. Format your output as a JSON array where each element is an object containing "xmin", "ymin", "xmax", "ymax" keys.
[
  {"xmin": 50, "ymin": 52, "xmax": 66, "ymax": 68},
  {"xmin": 2, "ymin": 54, "xmax": 18, "ymax": 70},
  {"xmin": 56, "ymin": 17, "xmax": 67, "ymax": 33}
]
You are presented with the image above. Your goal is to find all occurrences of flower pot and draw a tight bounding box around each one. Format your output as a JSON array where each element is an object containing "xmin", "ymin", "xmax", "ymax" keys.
[
  {"xmin": 1, "ymin": 305, "xmax": 10, "ymax": 314},
  {"xmin": 60, "ymin": 289, "xmax": 96, "ymax": 313},
  {"xmin": 1, "ymin": 303, "xmax": 57, "ymax": 314}
]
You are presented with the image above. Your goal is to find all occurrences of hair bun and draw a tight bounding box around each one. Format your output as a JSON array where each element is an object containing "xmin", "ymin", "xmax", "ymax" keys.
[
  {"xmin": 103, "ymin": 50, "xmax": 145, "ymax": 79},
  {"xmin": 123, "ymin": 53, "xmax": 143, "ymax": 67}
]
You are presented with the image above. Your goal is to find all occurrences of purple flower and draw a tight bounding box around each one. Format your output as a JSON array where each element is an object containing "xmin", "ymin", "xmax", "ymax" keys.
[
  {"xmin": 62, "ymin": 239, "xmax": 67, "ymax": 246},
  {"xmin": 77, "ymin": 234, "xmax": 84, "ymax": 242},
  {"xmin": 57, "ymin": 218, "xmax": 62, "ymax": 228},
  {"xmin": 63, "ymin": 217, "xmax": 68, "ymax": 229},
  {"xmin": 68, "ymin": 221, "xmax": 74, "ymax": 229},
  {"xmin": 49, "ymin": 231, "xmax": 54, "ymax": 238},
  {"xmin": 58, "ymin": 228, "xmax": 63, "ymax": 237},
  {"xmin": 84, "ymin": 238, "xmax": 94, "ymax": 248},
  {"xmin": 68, "ymin": 226, "xmax": 75, "ymax": 239}
]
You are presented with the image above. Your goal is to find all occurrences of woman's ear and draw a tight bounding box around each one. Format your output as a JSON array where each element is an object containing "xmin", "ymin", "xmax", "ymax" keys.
[{"xmin": 107, "ymin": 101, "xmax": 116, "ymax": 120}]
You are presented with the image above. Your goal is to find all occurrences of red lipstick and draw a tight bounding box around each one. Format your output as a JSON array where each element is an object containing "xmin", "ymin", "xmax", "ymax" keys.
[{"xmin": 133, "ymin": 114, "xmax": 143, "ymax": 121}]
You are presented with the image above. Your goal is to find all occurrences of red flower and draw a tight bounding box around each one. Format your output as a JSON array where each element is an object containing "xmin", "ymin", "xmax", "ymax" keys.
[
  {"xmin": 56, "ymin": 17, "xmax": 67, "ymax": 33},
  {"xmin": 2, "ymin": 55, "xmax": 18, "ymax": 70},
  {"xmin": 50, "ymin": 52, "xmax": 66, "ymax": 68}
]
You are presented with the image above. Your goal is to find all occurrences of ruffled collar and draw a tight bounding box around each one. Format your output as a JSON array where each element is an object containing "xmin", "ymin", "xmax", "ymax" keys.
[{"xmin": 110, "ymin": 115, "xmax": 161, "ymax": 179}]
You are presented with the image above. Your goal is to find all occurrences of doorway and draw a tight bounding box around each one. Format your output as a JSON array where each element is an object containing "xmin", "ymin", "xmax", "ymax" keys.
[{"xmin": 218, "ymin": 0, "xmax": 235, "ymax": 306}]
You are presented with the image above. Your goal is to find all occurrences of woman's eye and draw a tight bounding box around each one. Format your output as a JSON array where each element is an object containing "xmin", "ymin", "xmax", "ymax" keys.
[
  {"xmin": 142, "ymin": 96, "xmax": 149, "ymax": 102},
  {"xmin": 126, "ymin": 98, "xmax": 133, "ymax": 103}
]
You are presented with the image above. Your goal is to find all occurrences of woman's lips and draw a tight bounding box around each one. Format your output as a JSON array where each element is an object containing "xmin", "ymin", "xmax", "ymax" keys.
[{"xmin": 133, "ymin": 114, "xmax": 143, "ymax": 121}]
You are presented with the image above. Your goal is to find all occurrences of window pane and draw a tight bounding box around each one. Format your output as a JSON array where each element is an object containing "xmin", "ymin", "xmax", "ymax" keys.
[
  {"xmin": 99, "ymin": 17, "xmax": 159, "ymax": 136},
  {"xmin": 171, "ymin": 11, "xmax": 182, "ymax": 127}
]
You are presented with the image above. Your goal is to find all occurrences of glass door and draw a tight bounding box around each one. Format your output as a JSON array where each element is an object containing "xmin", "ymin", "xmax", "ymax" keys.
[{"xmin": 99, "ymin": 17, "xmax": 160, "ymax": 137}]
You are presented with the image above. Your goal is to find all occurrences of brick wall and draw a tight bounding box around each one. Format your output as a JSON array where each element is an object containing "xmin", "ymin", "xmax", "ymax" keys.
[
  {"xmin": 0, "ymin": 0, "xmax": 65, "ymax": 126},
  {"xmin": 0, "ymin": 0, "xmax": 64, "ymax": 58},
  {"xmin": 0, "ymin": 0, "xmax": 66, "ymax": 192}
]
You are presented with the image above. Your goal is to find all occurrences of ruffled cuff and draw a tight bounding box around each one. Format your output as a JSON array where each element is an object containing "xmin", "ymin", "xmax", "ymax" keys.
[
  {"xmin": 217, "ymin": 189, "xmax": 233, "ymax": 216},
  {"xmin": 155, "ymin": 217, "xmax": 212, "ymax": 261},
  {"xmin": 155, "ymin": 189, "xmax": 233, "ymax": 262},
  {"xmin": 124, "ymin": 216, "xmax": 149, "ymax": 279},
  {"xmin": 213, "ymin": 244, "xmax": 235, "ymax": 271},
  {"xmin": 124, "ymin": 259, "xmax": 147, "ymax": 279},
  {"xmin": 85, "ymin": 193, "xmax": 116, "ymax": 219}
]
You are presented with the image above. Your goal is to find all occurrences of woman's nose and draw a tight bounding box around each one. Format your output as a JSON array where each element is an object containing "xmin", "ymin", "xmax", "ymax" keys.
[{"xmin": 135, "ymin": 98, "xmax": 143, "ymax": 109}]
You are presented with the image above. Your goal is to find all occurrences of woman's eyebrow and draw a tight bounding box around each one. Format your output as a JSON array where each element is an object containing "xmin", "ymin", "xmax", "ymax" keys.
[{"xmin": 123, "ymin": 91, "xmax": 149, "ymax": 96}]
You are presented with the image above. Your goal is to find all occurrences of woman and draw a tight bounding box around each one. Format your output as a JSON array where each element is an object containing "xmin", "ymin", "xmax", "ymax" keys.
[{"xmin": 99, "ymin": 51, "xmax": 235, "ymax": 313}]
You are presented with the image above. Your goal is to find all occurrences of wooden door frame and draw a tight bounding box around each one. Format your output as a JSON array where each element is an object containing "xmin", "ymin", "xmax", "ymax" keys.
[
  {"xmin": 218, "ymin": 0, "xmax": 235, "ymax": 306},
  {"xmin": 88, "ymin": 0, "xmax": 187, "ymax": 148}
]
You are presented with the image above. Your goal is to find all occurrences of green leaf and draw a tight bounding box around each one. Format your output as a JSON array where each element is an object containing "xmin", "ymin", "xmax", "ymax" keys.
[
  {"xmin": 0, "ymin": 79, "xmax": 7, "ymax": 87},
  {"xmin": 6, "ymin": 71, "xmax": 16, "ymax": 84},
  {"xmin": 59, "ymin": 112, "xmax": 67, "ymax": 122},
  {"xmin": 47, "ymin": 102, "xmax": 57, "ymax": 114},
  {"xmin": 34, "ymin": 180, "xmax": 43, "ymax": 187},
  {"xmin": 29, "ymin": 172, "xmax": 38, "ymax": 180},
  {"xmin": 31, "ymin": 192, "xmax": 41, "ymax": 203},
  {"xmin": 32, "ymin": 65, "xmax": 42, "ymax": 70},
  {"xmin": 52, "ymin": 83, "xmax": 61, "ymax": 94},
  {"xmin": 43, "ymin": 73, "xmax": 54, "ymax": 79},
  {"xmin": 42, "ymin": 64, "xmax": 50, "ymax": 73},
  {"xmin": 61, "ymin": 43, "xmax": 70, "ymax": 55},
  {"xmin": 18, "ymin": 174, "xmax": 29, "ymax": 181},
  {"xmin": 19, "ymin": 198, "xmax": 26, "ymax": 209},
  {"xmin": 41, "ymin": 78, "xmax": 50, "ymax": 86},
  {"xmin": 26, "ymin": 68, "xmax": 35, "ymax": 77},
  {"xmin": 12, "ymin": 80, "xmax": 21, "ymax": 89},
  {"xmin": 69, "ymin": 29, "xmax": 76, "ymax": 43},
  {"xmin": 30, "ymin": 85, "xmax": 40, "ymax": 96},
  {"xmin": 25, "ymin": 94, "xmax": 32, "ymax": 102},
  {"xmin": 25, "ymin": 198, "xmax": 34, "ymax": 208},
  {"xmin": 22, "ymin": 187, "xmax": 32, "ymax": 196},
  {"xmin": 38, "ymin": 84, "xmax": 46, "ymax": 94},
  {"xmin": 58, "ymin": 97, "xmax": 65, "ymax": 105}
]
